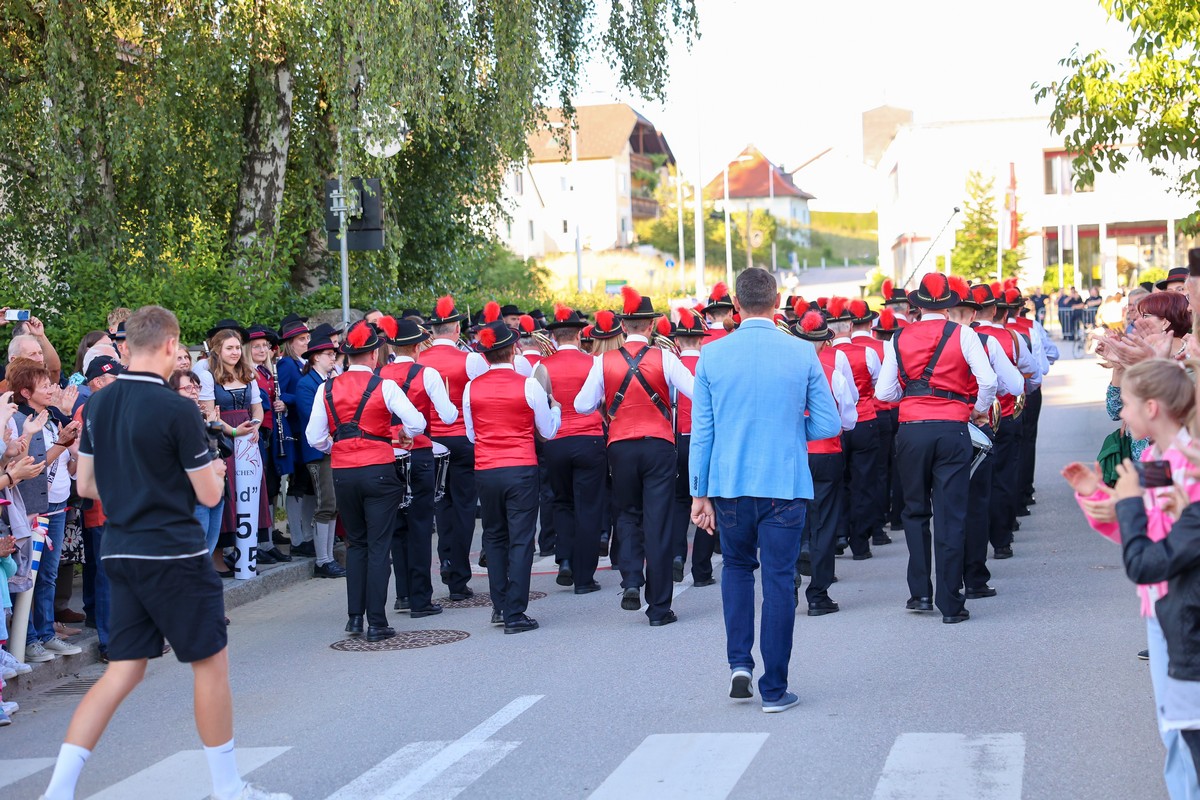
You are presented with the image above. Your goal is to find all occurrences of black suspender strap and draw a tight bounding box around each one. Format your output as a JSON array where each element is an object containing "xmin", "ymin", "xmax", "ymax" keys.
[
  {"xmin": 898, "ymin": 321, "xmax": 974, "ymax": 405},
  {"xmin": 327, "ymin": 374, "xmax": 391, "ymax": 443},
  {"xmin": 400, "ymin": 363, "xmax": 422, "ymax": 396},
  {"xmin": 606, "ymin": 347, "xmax": 673, "ymax": 422}
]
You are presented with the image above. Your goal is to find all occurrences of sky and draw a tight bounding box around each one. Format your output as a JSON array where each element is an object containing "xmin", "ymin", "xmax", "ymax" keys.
[{"xmin": 576, "ymin": 0, "xmax": 1138, "ymax": 188}]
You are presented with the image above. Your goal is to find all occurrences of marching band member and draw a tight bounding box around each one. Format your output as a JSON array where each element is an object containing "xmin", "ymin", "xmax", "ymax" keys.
[
  {"xmin": 540, "ymin": 305, "xmax": 606, "ymax": 594},
  {"xmin": 588, "ymin": 311, "xmax": 624, "ymax": 562},
  {"xmin": 791, "ymin": 309, "xmax": 857, "ymax": 615},
  {"xmin": 378, "ymin": 317, "xmax": 458, "ymax": 618},
  {"xmin": 463, "ymin": 320, "xmax": 561, "ymax": 634},
  {"xmin": 516, "ymin": 314, "xmax": 556, "ymax": 558},
  {"xmin": 702, "ymin": 283, "xmax": 735, "ymax": 344},
  {"xmin": 669, "ymin": 309, "xmax": 716, "ymax": 587},
  {"xmin": 875, "ymin": 273, "xmax": 997, "ymax": 624},
  {"xmin": 576, "ymin": 287, "xmax": 693, "ymax": 626},
  {"xmin": 872, "ymin": 308, "xmax": 904, "ymax": 532},
  {"xmin": 306, "ymin": 321, "xmax": 425, "ymax": 642},
  {"xmin": 419, "ymin": 296, "xmax": 481, "ymax": 601},
  {"xmin": 467, "ymin": 303, "xmax": 532, "ymax": 379},
  {"xmin": 880, "ymin": 279, "xmax": 913, "ymax": 326}
]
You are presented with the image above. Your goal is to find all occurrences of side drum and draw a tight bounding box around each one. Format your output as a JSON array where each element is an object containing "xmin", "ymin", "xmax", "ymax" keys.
[
  {"xmin": 967, "ymin": 423, "xmax": 993, "ymax": 478},
  {"xmin": 432, "ymin": 442, "xmax": 450, "ymax": 504},
  {"xmin": 394, "ymin": 448, "xmax": 413, "ymax": 510}
]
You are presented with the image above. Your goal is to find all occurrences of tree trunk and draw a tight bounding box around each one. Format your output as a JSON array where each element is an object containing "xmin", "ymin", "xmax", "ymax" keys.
[{"xmin": 230, "ymin": 59, "xmax": 294, "ymax": 283}]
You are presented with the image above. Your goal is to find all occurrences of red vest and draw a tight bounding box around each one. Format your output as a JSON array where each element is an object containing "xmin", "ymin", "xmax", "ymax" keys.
[
  {"xmin": 831, "ymin": 340, "xmax": 878, "ymax": 422},
  {"xmin": 380, "ymin": 361, "xmax": 433, "ymax": 449},
  {"xmin": 977, "ymin": 326, "xmax": 1017, "ymax": 417},
  {"xmin": 702, "ymin": 327, "xmax": 728, "ymax": 346},
  {"xmin": 857, "ymin": 336, "xmax": 897, "ymax": 412},
  {"xmin": 469, "ymin": 369, "xmax": 537, "ymax": 470},
  {"xmin": 255, "ymin": 366, "xmax": 275, "ymax": 430},
  {"xmin": 809, "ymin": 356, "xmax": 842, "ymax": 454},
  {"xmin": 1010, "ymin": 317, "xmax": 1033, "ymax": 335},
  {"xmin": 602, "ymin": 342, "xmax": 674, "ymax": 444},
  {"xmin": 522, "ymin": 351, "xmax": 544, "ymax": 369},
  {"xmin": 893, "ymin": 319, "xmax": 975, "ymax": 423},
  {"xmin": 540, "ymin": 348, "xmax": 603, "ymax": 438},
  {"xmin": 418, "ymin": 343, "xmax": 469, "ymax": 438},
  {"xmin": 676, "ymin": 353, "xmax": 699, "ymax": 436},
  {"xmin": 324, "ymin": 370, "xmax": 395, "ymax": 468}
]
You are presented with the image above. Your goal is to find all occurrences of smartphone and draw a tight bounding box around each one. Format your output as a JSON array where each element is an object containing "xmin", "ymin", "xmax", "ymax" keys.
[
  {"xmin": 1135, "ymin": 459, "xmax": 1174, "ymax": 488},
  {"xmin": 5, "ymin": 309, "xmax": 30, "ymax": 322},
  {"xmin": 248, "ymin": 418, "xmax": 262, "ymax": 426}
]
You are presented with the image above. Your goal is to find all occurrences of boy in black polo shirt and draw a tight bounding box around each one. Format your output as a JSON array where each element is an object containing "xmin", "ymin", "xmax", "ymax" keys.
[{"xmin": 42, "ymin": 306, "xmax": 291, "ymax": 800}]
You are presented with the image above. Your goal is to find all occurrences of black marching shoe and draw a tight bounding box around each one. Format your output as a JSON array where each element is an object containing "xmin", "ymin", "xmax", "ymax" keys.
[
  {"xmin": 557, "ymin": 561, "xmax": 573, "ymax": 587},
  {"xmin": 272, "ymin": 529, "xmax": 291, "ymax": 545},
  {"xmin": 889, "ymin": 520, "xmax": 904, "ymax": 532},
  {"xmin": 872, "ymin": 533, "xmax": 892, "ymax": 546},
  {"xmin": 834, "ymin": 537, "xmax": 848, "ymax": 556},
  {"xmin": 599, "ymin": 534, "xmax": 610, "ymax": 557},
  {"xmin": 504, "ymin": 614, "xmax": 539, "ymax": 634},
  {"xmin": 713, "ymin": 534, "xmax": 721, "ymax": 555},
  {"xmin": 905, "ymin": 597, "xmax": 934, "ymax": 612},
  {"xmin": 345, "ymin": 615, "xmax": 364, "ymax": 636},
  {"xmin": 965, "ymin": 585, "xmax": 997, "ymax": 599},
  {"xmin": 256, "ymin": 548, "xmax": 278, "ymax": 565},
  {"xmin": 478, "ymin": 551, "xmax": 488, "ymax": 568},
  {"xmin": 574, "ymin": 581, "xmax": 601, "ymax": 595},
  {"xmin": 649, "ymin": 611, "xmax": 678, "ymax": 627},
  {"xmin": 797, "ymin": 554, "xmax": 812, "ymax": 577},
  {"xmin": 291, "ymin": 541, "xmax": 316, "ymax": 558},
  {"xmin": 394, "ymin": 596, "xmax": 410, "ymax": 611},
  {"xmin": 693, "ymin": 577, "xmax": 716, "ymax": 588},
  {"xmin": 672, "ymin": 556, "xmax": 685, "ymax": 583},
  {"xmin": 993, "ymin": 545, "xmax": 1013, "ymax": 560},
  {"xmin": 808, "ymin": 600, "xmax": 840, "ymax": 617},
  {"xmin": 942, "ymin": 610, "xmax": 970, "ymax": 624},
  {"xmin": 490, "ymin": 610, "xmax": 504, "ymax": 625},
  {"xmin": 852, "ymin": 551, "xmax": 873, "ymax": 561},
  {"xmin": 449, "ymin": 587, "xmax": 475, "ymax": 601},
  {"xmin": 1138, "ymin": 649, "xmax": 1150, "ymax": 661},
  {"xmin": 367, "ymin": 625, "xmax": 397, "ymax": 642},
  {"xmin": 263, "ymin": 546, "xmax": 292, "ymax": 563},
  {"xmin": 314, "ymin": 561, "xmax": 346, "ymax": 578},
  {"xmin": 621, "ymin": 587, "xmax": 641, "ymax": 611},
  {"xmin": 410, "ymin": 604, "xmax": 443, "ymax": 618}
]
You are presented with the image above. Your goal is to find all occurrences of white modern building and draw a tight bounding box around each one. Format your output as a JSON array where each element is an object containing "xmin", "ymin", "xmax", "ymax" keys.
[
  {"xmin": 871, "ymin": 108, "xmax": 1199, "ymax": 289},
  {"xmin": 494, "ymin": 160, "xmax": 550, "ymax": 261},
  {"xmin": 703, "ymin": 145, "xmax": 814, "ymax": 248}
]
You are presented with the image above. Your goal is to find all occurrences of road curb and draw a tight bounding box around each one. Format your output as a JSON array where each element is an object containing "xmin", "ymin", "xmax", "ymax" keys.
[{"xmin": 4, "ymin": 558, "xmax": 316, "ymax": 701}]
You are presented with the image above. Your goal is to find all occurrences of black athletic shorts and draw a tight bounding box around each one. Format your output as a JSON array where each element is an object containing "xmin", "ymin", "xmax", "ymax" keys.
[{"xmin": 104, "ymin": 555, "xmax": 228, "ymax": 663}]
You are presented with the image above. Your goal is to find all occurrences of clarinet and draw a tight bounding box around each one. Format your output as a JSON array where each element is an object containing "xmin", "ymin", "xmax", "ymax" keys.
[{"xmin": 270, "ymin": 356, "xmax": 287, "ymax": 458}]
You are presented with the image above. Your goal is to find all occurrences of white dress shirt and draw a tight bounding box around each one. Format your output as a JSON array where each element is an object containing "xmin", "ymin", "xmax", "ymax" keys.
[
  {"xmin": 464, "ymin": 344, "xmax": 532, "ymax": 379},
  {"xmin": 429, "ymin": 338, "xmax": 489, "ymax": 383},
  {"xmin": 874, "ymin": 313, "xmax": 997, "ymax": 414},
  {"xmin": 574, "ymin": 335, "xmax": 695, "ymax": 415},
  {"xmin": 830, "ymin": 348, "xmax": 857, "ymax": 404},
  {"xmin": 832, "ymin": 335, "xmax": 881, "ymax": 379},
  {"xmin": 976, "ymin": 321, "xmax": 1036, "ymax": 396},
  {"xmin": 462, "ymin": 363, "xmax": 561, "ymax": 443},
  {"xmin": 305, "ymin": 365, "xmax": 426, "ymax": 454},
  {"xmin": 391, "ymin": 356, "xmax": 458, "ymax": 425},
  {"xmin": 830, "ymin": 369, "xmax": 859, "ymax": 431}
]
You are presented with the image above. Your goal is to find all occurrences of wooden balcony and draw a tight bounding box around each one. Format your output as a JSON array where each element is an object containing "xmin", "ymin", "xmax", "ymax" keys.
[{"xmin": 632, "ymin": 195, "xmax": 659, "ymax": 219}]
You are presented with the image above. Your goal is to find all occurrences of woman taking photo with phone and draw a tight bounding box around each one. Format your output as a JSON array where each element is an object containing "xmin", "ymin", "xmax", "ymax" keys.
[{"xmin": 1064, "ymin": 358, "xmax": 1200, "ymax": 798}]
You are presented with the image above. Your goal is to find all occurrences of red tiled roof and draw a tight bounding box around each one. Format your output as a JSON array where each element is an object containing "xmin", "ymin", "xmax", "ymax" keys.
[
  {"xmin": 703, "ymin": 146, "xmax": 814, "ymax": 201},
  {"xmin": 528, "ymin": 104, "xmax": 675, "ymax": 164}
]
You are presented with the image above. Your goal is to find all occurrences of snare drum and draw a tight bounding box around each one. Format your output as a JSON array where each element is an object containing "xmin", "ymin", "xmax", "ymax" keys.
[
  {"xmin": 393, "ymin": 448, "xmax": 413, "ymax": 510},
  {"xmin": 432, "ymin": 442, "xmax": 450, "ymax": 504},
  {"xmin": 967, "ymin": 423, "xmax": 993, "ymax": 477}
]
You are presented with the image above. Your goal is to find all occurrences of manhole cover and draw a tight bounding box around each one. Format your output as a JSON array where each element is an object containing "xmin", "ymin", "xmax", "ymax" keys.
[
  {"xmin": 330, "ymin": 629, "xmax": 469, "ymax": 652},
  {"xmin": 434, "ymin": 590, "xmax": 547, "ymax": 609},
  {"xmin": 44, "ymin": 677, "xmax": 100, "ymax": 696}
]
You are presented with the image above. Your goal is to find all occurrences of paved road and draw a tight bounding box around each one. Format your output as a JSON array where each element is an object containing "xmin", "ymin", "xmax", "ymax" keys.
[{"xmin": 2, "ymin": 357, "xmax": 1167, "ymax": 799}]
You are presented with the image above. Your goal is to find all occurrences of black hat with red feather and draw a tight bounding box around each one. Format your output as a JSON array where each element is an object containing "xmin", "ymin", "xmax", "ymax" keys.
[
  {"xmin": 825, "ymin": 296, "xmax": 853, "ymax": 323},
  {"xmin": 544, "ymin": 303, "xmax": 588, "ymax": 330},
  {"xmin": 881, "ymin": 279, "xmax": 908, "ymax": 306},
  {"xmin": 617, "ymin": 286, "xmax": 660, "ymax": 320},
  {"xmin": 427, "ymin": 294, "xmax": 467, "ymax": 325},
  {"xmin": 703, "ymin": 281, "xmax": 735, "ymax": 313},
  {"xmin": 340, "ymin": 320, "xmax": 384, "ymax": 355},
  {"xmin": 848, "ymin": 298, "xmax": 878, "ymax": 324},
  {"xmin": 591, "ymin": 309, "xmax": 624, "ymax": 340},
  {"xmin": 873, "ymin": 307, "xmax": 901, "ymax": 334},
  {"xmin": 947, "ymin": 276, "xmax": 979, "ymax": 310},
  {"xmin": 675, "ymin": 307, "xmax": 710, "ymax": 338},
  {"xmin": 906, "ymin": 273, "xmax": 960, "ymax": 310},
  {"xmin": 790, "ymin": 310, "xmax": 833, "ymax": 342},
  {"xmin": 477, "ymin": 320, "xmax": 518, "ymax": 353}
]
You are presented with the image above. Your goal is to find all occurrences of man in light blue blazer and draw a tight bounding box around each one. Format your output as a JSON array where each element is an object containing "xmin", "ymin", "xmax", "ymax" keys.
[{"xmin": 689, "ymin": 268, "xmax": 840, "ymax": 714}]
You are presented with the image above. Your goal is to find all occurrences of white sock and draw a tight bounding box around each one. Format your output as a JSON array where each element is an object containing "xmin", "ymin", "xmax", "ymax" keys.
[
  {"xmin": 300, "ymin": 495, "xmax": 317, "ymax": 542},
  {"xmin": 284, "ymin": 497, "xmax": 307, "ymax": 544},
  {"xmin": 203, "ymin": 738, "xmax": 245, "ymax": 800},
  {"xmin": 314, "ymin": 521, "xmax": 333, "ymax": 566},
  {"xmin": 44, "ymin": 743, "xmax": 90, "ymax": 800}
]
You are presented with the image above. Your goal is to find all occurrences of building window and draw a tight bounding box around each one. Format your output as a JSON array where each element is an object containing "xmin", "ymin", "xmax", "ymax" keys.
[
  {"xmin": 1044, "ymin": 151, "xmax": 1093, "ymax": 195},
  {"xmin": 506, "ymin": 221, "xmax": 512, "ymax": 239},
  {"xmin": 560, "ymin": 176, "xmax": 568, "ymax": 192},
  {"xmin": 529, "ymin": 220, "xmax": 535, "ymax": 241},
  {"xmin": 620, "ymin": 173, "xmax": 628, "ymax": 194},
  {"xmin": 562, "ymin": 219, "xmax": 569, "ymax": 234},
  {"xmin": 889, "ymin": 166, "xmax": 899, "ymax": 202},
  {"xmin": 513, "ymin": 172, "xmax": 523, "ymax": 195}
]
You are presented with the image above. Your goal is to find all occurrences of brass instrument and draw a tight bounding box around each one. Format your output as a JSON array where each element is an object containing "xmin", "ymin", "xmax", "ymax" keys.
[
  {"xmin": 1013, "ymin": 393, "xmax": 1026, "ymax": 419},
  {"xmin": 269, "ymin": 355, "xmax": 288, "ymax": 458},
  {"xmin": 530, "ymin": 329, "xmax": 556, "ymax": 358},
  {"xmin": 653, "ymin": 333, "xmax": 680, "ymax": 356},
  {"xmin": 987, "ymin": 398, "xmax": 1002, "ymax": 430}
]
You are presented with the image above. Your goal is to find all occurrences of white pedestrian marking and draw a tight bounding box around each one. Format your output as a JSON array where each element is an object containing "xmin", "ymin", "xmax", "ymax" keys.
[
  {"xmin": 588, "ymin": 732, "xmax": 768, "ymax": 799},
  {"xmin": 641, "ymin": 555, "xmax": 723, "ymax": 612},
  {"xmin": 325, "ymin": 695, "xmax": 542, "ymax": 800},
  {"xmin": 86, "ymin": 747, "xmax": 290, "ymax": 800},
  {"xmin": 0, "ymin": 758, "xmax": 55, "ymax": 790},
  {"xmin": 871, "ymin": 733, "xmax": 1025, "ymax": 800},
  {"xmin": 413, "ymin": 740, "xmax": 520, "ymax": 800}
]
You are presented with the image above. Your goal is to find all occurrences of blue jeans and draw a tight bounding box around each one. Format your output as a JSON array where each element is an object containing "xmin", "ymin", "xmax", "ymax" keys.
[
  {"xmin": 82, "ymin": 525, "xmax": 111, "ymax": 651},
  {"xmin": 195, "ymin": 501, "xmax": 224, "ymax": 555},
  {"xmin": 714, "ymin": 496, "xmax": 806, "ymax": 702},
  {"xmin": 30, "ymin": 500, "xmax": 67, "ymax": 643},
  {"xmin": 1147, "ymin": 616, "xmax": 1200, "ymax": 799}
]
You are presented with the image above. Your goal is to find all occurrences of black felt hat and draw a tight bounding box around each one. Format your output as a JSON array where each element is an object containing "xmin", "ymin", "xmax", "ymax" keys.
[
  {"xmin": 617, "ymin": 286, "xmax": 661, "ymax": 320},
  {"xmin": 206, "ymin": 318, "xmax": 248, "ymax": 342},
  {"xmin": 790, "ymin": 310, "xmax": 833, "ymax": 342},
  {"xmin": 702, "ymin": 282, "xmax": 735, "ymax": 313},
  {"xmin": 906, "ymin": 274, "xmax": 960, "ymax": 311},
  {"xmin": 477, "ymin": 321, "xmax": 518, "ymax": 352},
  {"xmin": 500, "ymin": 304, "xmax": 522, "ymax": 318},
  {"xmin": 340, "ymin": 321, "xmax": 383, "ymax": 355},
  {"xmin": 278, "ymin": 313, "xmax": 309, "ymax": 341},
  {"xmin": 1157, "ymin": 267, "xmax": 1189, "ymax": 290},
  {"xmin": 302, "ymin": 333, "xmax": 338, "ymax": 359},
  {"xmin": 428, "ymin": 295, "xmax": 467, "ymax": 325},
  {"xmin": 545, "ymin": 304, "xmax": 588, "ymax": 330},
  {"xmin": 387, "ymin": 318, "xmax": 430, "ymax": 347},
  {"xmin": 590, "ymin": 310, "xmax": 625, "ymax": 340},
  {"xmin": 247, "ymin": 324, "xmax": 280, "ymax": 346}
]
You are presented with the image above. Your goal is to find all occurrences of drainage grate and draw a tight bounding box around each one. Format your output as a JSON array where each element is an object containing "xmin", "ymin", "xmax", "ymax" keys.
[
  {"xmin": 330, "ymin": 629, "xmax": 470, "ymax": 652},
  {"xmin": 43, "ymin": 677, "xmax": 100, "ymax": 696},
  {"xmin": 434, "ymin": 590, "xmax": 547, "ymax": 609}
]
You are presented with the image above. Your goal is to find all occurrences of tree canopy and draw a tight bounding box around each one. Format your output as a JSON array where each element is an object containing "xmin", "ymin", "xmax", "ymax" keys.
[{"xmin": 950, "ymin": 171, "xmax": 1028, "ymax": 283}]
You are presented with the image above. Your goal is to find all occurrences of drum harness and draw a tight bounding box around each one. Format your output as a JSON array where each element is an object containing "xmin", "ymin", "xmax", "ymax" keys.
[
  {"xmin": 894, "ymin": 322, "xmax": 976, "ymax": 408},
  {"xmin": 325, "ymin": 374, "xmax": 391, "ymax": 444},
  {"xmin": 606, "ymin": 347, "xmax": 672, "ymax": 423}
]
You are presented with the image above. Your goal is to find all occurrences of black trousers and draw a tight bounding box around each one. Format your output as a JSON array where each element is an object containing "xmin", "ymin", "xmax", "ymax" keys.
[
  {"xmin": 671, "ymin": 434, "xmax": 716, "ymax": 581},
  {"xmin": 537, "ymin": 447, "xmax": 557, "ymax": 556},
  {"xmin": 544, "ymin": 435, "xmax": 607, "ymax": 587},
  {"xmin": 842, "ymin": 417, "xmax": 881, "ymax": 556},
  {"xmin": 804, "ymin": 452, "xmax": 843, "ymax": 604},
  {"xmin": 989, "ymin": 414, "xmax": 1022, "ymax": 549},
  {"xmin": 608, "ymin": 437, "xmax": 677, "ymax": 621},
  {"xmin": 895, "ymin": 421, "xmax": 971, "ymax": 617},
  {"xmin": 477, "ymin": 465, "xmax": 539, "ymax": 623},
  {"xmin": 333, "ymin": 463, "xmax": 406, "ymax": 627},
  {"xmin": 434, "ymin": 436, "xmax": 477, "ymax": 593},
  {"xmin": 391, "ymin": 448, "xmax": 435, "ymax": 610},
  {"xmin": 1018, "ymin": 387, "xmax": 1042, "ymax": 502},
  {"xmin": 876, "ymin": 408, "xmax": 901, "ymax": 527},
  {"xmin": 964, "ymin": 426, "xmax": 994, "ymax": 592}
]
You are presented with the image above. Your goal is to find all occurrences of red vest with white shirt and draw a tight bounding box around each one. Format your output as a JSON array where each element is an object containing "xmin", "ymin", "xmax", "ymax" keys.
[
  {"xmin": 893, "ymin": 319, "xmax": 975, "ymax": 424},
  {"xmin": 469, "ymin": 369, "xmax": 537, "ymax": 470},
  {"xmin": 675, "ymin": 352, "xmax": 699, "ymax": 436},
  {"xmin": 522, "ymin": 350, "xmax": 544, "ymax": 369},
  {"xmin": 831, "ymin": 340, "xmax": 877, "ymax": 422},
  {"xmin": 857, "ymin": 336, "xmax": 897, "ymax": 412},
  {"xmin": 809, "ymin": 355, "xmax": 842, "ymax": 454},
  {"xmin": 418, "ymin": 343, "xmax": 468, "ymax": 438},
  {"xmin": 601, "ymin": 342, "xmax": 673, "ymax": 444},
  {"xmin": 380, "ymin": 361, "xmax": 432, "ymax": 450},
  {"xmin": 324, "ymin": 370, "xmax": 395, "ymax": 468},
  {"xmin": 702, "ymin": 327, "xmax": 728, "ymax": 346},
  {"xmin": 977, "ymin": 327, "xmax": 1018, "ymax": 418},
  {"xmin": 540, "ymin": 348, "xmax": 603, "ymax": 437}
]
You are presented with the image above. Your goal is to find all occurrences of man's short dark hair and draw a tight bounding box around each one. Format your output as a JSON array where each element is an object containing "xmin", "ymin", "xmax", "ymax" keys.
[
  {"xmin": 126, "ymin": 306, "xmax": 180, "ymax": 353},
  {"xmin": 735, "ymin": 268, "xmax": 779, "ymax": 315},
  {"xmin": 484, "ymin": 344, "xmax": 515, "ymax": 365}
]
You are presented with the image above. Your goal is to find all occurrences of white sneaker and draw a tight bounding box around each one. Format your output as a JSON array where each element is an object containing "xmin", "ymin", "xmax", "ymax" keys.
[
  {"xmin": 213, "ymin": 783, "xmax": 293, "ymax": 800},
  {"xmin": 0, "ymin": 651, "xmax": 31, "ymax": 676},
  {"xmin": 1, "ymin": 700, "xmax": 17, "ymax": 714},
  {"xmin": 1, "ymin": 666, "xmax": 14, "ymax": 680},
  {"xmin": 24, "ymin": 641, "xmax": 56, "ymax": 663},
  {"xmin": 41, "ymin": 637, "xmax": 82, "ymax": 656}
]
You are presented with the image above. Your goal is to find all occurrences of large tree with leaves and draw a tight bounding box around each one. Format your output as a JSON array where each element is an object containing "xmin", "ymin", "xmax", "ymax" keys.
[
  {"xmin": 1033, "ymin": 0, "xmax": 1200, "ymax": 225},
  {"xmin": 0, "ymin": 1, "xmax": 698, "ymax": 345},
  {"xmin": 950, "ymin": 171, "xmax": 1028, "ymax": 282}
]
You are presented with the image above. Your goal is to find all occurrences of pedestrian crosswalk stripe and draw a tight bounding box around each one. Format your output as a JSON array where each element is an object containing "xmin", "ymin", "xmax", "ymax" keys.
[
  {"xmin": 413, "ymin": 740, "xmax": 520, "ymax": 800},
  {"xmin": 325, "ymin": 694, "xmax": 542, "ymax": 800},
  {"xmin": 85, "ymin": 747, "xmax": 290, "ymax": 800},
  {"xmin": 871, "ymin": 733, "xmax": 1025, "ymax": 800},
  {"xmin": 0, "ymin": 758, "xmax": 55, "ymax": 790},
  {"xmin": 588, "ymin": 732, "xmax": 768, "ymax": 799},
  {"xmin": 640, "ymin": 555, "xmax": 723, "ymax": 612}
]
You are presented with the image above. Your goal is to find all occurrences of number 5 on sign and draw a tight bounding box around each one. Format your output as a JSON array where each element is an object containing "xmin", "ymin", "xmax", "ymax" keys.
[{"xmin": 233, "ymin": 436, "xmax": 261, "ymax": 580}]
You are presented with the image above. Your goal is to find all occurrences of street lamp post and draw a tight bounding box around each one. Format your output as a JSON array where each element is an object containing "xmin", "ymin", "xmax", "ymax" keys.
[
  {"xmin": 723, "ymin": 166, "xmax": 733, "ymax": 288},
  {"xmin": 677, "ymin": 170, "xmax": 687, "ymax": 293},
  {"xmin": 768, "ymin": 159, "xmax": 777, "ymax": 272}
]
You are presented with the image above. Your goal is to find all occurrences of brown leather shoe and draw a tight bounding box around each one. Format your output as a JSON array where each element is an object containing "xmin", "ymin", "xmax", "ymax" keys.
[
  {"xmin": 54, "ymin": 621, "xmax": 82, "ymax": 637},
  {"xmin": 56, "ymin": 608, "xmax": 86, "ymax": 624}
]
